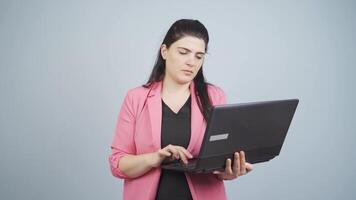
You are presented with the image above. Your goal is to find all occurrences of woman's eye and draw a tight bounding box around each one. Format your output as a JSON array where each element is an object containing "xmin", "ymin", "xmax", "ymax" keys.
[
  {"xmin": 179, "ymin": 51, "xmax": 188, "ymax": 55},
  {"xmin": 196, "ymin": 55, "xmax": 203, "ymax": 60}
]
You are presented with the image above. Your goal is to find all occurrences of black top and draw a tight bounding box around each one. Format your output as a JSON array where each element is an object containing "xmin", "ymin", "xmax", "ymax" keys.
[{"xmin": 155, "ymin": 96, "xmax": 193, "ymax": 200}]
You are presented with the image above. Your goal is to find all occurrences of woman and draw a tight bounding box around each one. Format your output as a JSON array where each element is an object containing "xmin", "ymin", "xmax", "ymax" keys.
[{"xmin": 109, "ymin": 19, "xmax": 253, "ymax": 200}]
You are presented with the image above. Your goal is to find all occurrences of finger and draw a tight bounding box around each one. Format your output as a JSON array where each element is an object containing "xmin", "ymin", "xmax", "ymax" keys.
[
  {"xmin": 158, "ymin": 149, "xmax": 171, "ymax": 157},
  {"xmin": 176, "ymin": 146, "xmax": 193, "ymax": 159},
  {"xmin": 245, "ymin": 162, "xmax": 253, "ymax": 172},
  {"xmin": 165, "ymin": 146, "xmax": 179, "ymax": 159},
  {"xmin": 177, "ymin": 150, "xmax": 188, "ymax": 164},
  {"xmin": 179, "ymin": 147, "xmax": 193, "ymax": 159},
  {"xmin": 235, "ymin": 152, "xmax": 241, "ymax": 176},
  {"xmin": 232, "ymin": 152, "xmax": 239, "ymax": 175},
  {"xmin": 225, "ymin": 159, "xmax": 233, "ymax": 175},
  {"xmin": 240, "ymin": 151, "xmax": 246, "ymax": 175}
]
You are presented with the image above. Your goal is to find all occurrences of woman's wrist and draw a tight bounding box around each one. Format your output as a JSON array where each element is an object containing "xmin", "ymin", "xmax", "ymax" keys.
[{"xmin": 144, "ymin": 152, "xmax": 160, "ymax": 168}]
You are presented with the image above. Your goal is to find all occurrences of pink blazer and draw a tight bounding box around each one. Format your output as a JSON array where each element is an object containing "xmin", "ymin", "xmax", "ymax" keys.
[{"xmin": 109, "ymin": 81, "xmax": 228, "ymax": 200}]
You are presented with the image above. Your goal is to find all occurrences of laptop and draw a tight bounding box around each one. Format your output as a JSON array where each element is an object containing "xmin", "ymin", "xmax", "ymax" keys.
[{"xmin": 161, "ymin": 99, "xmax": 299, "ymax": 173}]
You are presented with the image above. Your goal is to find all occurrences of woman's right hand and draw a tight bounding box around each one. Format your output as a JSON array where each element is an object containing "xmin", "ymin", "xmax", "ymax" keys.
[{"xmin": 147, "ymin": 144, "xmax": 193, "ymax": 168}]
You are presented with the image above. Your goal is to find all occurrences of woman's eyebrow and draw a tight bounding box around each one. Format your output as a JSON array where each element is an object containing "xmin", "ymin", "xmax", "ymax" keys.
[{"xmin": 177, "ymin": 47, "xmax": 205, "ymax": 55}]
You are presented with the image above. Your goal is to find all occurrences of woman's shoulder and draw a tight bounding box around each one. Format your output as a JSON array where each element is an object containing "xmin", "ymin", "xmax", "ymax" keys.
[
  {"xmin": 120, "ymin": 84, "xmax": 152, "ymax": 116},
  {"xmin": 124, "ymin": 84, "xmax": 152, "ymax": 101},
  {"xmin": 207, "ymin": 83, "xmax": 225, "ymax": 96},
  {"xmin": 206, "ymin": 83, "xmax": 226, "ymax": 104}
]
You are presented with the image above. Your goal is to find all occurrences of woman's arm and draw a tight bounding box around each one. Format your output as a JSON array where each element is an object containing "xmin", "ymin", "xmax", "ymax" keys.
[
  {"xmin": 109, "ymin": 90, "xmax": 193, "ymax": 179},
  {"xmin": 109, "ymin": 91, "xmax": 138, "ymax": 179},
  {"xmin": 118, "ymin": 152, "xmax": 159, "ymax": 179},
  {"xmin": 119, "ymin": 145, "xmax": 193, "ymax": 179}
]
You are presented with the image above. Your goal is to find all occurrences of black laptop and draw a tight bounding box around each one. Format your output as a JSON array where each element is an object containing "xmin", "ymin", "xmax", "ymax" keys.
[{"xmin": 161, "ymin": 99, "xmax": 299, "ymax": 173}]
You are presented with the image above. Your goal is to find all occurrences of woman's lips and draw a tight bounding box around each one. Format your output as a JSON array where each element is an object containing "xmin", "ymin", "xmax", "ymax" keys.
[{"xmin": 182, "ymin": 69, "xmax": 193, "ymax": 74}]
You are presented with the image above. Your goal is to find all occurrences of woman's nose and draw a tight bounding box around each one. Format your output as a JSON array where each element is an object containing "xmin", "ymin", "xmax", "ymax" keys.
[{"xmin": 186, "ymin": 54, "xmax": 196, "ymax": 67}]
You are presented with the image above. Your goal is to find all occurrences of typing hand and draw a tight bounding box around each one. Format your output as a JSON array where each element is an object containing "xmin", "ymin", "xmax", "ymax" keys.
[{"xmin": 149, "ymin": 144, "xmax": 193, "ymax": 167}]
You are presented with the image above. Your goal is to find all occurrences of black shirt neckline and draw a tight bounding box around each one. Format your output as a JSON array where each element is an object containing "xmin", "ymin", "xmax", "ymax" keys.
[{"xmin": 161, "ymin": 95, "xmax": 191, "ymax": 115}]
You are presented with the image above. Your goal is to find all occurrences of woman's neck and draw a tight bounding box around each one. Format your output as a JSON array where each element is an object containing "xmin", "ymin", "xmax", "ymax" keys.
[{"xmin": 161, "ymin": 76, "xmax": 191, "ymax": 97}]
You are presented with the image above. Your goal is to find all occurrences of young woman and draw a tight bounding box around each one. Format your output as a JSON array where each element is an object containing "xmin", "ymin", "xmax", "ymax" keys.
[{"xmin": 109, "ymin": 19, "xmax": 253, "ymax": 200}]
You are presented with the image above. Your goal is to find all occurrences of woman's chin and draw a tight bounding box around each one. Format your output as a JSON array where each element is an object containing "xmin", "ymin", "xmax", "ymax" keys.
[{"xmin": 176, "ymin": 76, "xmax": 194, "ymax": 85}]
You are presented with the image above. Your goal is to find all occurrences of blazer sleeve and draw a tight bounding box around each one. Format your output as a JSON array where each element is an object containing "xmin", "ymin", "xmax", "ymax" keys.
[{"xmin": 109, "ymin": 91, "xmax": 137, "ymax": 179}]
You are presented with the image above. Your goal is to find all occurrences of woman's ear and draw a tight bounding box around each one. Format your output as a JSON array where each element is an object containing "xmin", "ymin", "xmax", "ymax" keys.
[{"xmin": 161, "ymin": 44, "xmax": 167, "ymax": 60}]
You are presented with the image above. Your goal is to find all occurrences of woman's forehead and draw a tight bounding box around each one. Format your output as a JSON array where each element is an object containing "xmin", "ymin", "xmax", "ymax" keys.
[{"xmin": 172, "ymin": 36, "xmax": 206, "ymax": 53}]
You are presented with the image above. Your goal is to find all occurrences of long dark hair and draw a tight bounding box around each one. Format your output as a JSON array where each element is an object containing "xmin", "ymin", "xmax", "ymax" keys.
[{"xmin": 144, "ymin": 19, "xmax": 212, "ymax": 121}]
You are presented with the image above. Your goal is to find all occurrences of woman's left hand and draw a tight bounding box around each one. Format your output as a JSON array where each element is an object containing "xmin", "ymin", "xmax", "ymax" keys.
[{"xmin": 213, "ymin": 151, "xmax": 253, "ymax": 180}]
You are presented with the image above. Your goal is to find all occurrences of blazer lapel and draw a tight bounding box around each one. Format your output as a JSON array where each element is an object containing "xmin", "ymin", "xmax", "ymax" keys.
[
  {"xmin": 187, "ymin": 81, "xmax": 205, "ymax": 156},
  {"xmin": 147, "ymin": 82, "xmax": 163, "ymax": 149}
]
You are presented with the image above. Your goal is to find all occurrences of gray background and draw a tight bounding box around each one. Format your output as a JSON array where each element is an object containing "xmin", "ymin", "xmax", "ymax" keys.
[{"xmin": 1, "ymin": 0, "xmax": 355, "ymax": 199}]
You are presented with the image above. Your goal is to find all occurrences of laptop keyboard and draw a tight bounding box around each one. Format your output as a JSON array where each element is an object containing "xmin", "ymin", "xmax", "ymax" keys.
[{"xmin": 163, "ymin": 158, "xmax": 198, "ymax": 169}]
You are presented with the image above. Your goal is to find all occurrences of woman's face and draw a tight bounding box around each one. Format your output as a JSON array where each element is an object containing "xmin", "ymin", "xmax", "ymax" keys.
[{"xmin": 161, "ymin": 36, "xmax": 206, "ymax": 85}]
